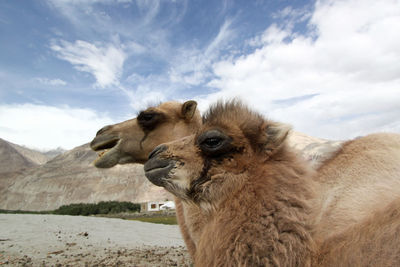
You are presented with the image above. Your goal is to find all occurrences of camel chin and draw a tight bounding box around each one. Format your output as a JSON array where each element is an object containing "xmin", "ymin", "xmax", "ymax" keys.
[
  {"xmin": 93, "ymin": 145, "xmax": 121, "ymax": 168},
  {"xmin": 90, "ymin": 138, "xmax": 133, "ymax": 168},
  {"xmin": 93, "ymin": 145, "xmax": 138, "ymax": 168}
]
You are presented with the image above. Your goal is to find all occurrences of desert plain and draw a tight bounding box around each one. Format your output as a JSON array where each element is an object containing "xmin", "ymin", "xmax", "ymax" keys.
[{"xmin": 0, "ymin": 214, "xmax": 191, "ymax": 266}]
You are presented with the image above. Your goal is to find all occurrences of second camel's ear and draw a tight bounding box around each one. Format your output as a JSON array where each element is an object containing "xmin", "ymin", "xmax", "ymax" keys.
[
  {"xmin": 181, "ymin": 100, "xmax": 197, "ymax": 120},
  {"xmin": 263, "ymin": 121, "xmax": 291, "ymax": 155}
]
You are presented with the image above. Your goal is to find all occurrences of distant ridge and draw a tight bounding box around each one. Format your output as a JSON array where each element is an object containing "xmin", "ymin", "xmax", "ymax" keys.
[
  {"xmin": 0, "ymin": 138, "xmax": 50, "ymax": 199},
  {"xmin": 0, "ymin": 140, "xmax": 171, "ymax": 211},
  {"xmin": 0, "ymin": 138, "xmax": 47, "ymax": 174},
  {"xmin": 42, "ymin": 147, "xmax": 66, "ymax": 159}
]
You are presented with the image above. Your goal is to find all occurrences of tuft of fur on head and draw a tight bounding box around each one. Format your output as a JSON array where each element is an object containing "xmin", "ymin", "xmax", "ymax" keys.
[
  {"xmin": 203, "ymin": 99, "xmax": 263, "ymax": 126},
  {"xmin": 203, "ymin": 99, "xmax": 292, "ymax": 156}
]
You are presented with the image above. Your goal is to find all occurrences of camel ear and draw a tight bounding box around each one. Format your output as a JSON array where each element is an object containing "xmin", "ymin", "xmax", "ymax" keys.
[
  {"xmin": 264, "ymin": 122, "xmax": 291, "ymax": 154},
  {"xmin": 181, "ymin": 100, "xmax": 197, "ymax": 120}
]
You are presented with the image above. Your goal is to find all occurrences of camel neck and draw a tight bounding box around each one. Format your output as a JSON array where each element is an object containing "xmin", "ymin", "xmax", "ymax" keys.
[{"xmin": 194, "ymin": 159, "xmax": 316, "ymax": 267}]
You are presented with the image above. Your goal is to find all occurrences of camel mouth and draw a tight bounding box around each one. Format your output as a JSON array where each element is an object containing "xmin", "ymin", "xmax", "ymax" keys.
[
  {"xmin": 144, "ymin": 158, "xmax": 176, "ymax": 187},
  {"xmin": 90, "ymin": 137, "xmax": 121, "ymax": 168},
  {"xmin": 91, "ymin": 137, "xmax": 120, "ymax": 152}
]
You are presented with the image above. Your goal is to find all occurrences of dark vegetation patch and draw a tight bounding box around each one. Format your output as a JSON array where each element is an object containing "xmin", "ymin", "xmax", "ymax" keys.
[
  {"xmin": 53, "ymin": 201, "xmax": 141, "ymax": 216},
  {"xmin": 0, "ymin": 202, "xmax": 179, "ymax": 225},
  {"xmin": 0, "ymin": 201, "xmax": 140, "ymax": 216}
]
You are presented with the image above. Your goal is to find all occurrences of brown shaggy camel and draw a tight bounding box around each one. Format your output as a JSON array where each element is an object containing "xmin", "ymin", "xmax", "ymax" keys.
[
  {"xmin": 144, "ymin": 100, "xmax": 400, "ymax": 266},
  {"xmin": 90, "ymin": 100, "xmax": 400, "ymax": 261},
  {"xmin": 89, "ymin": 100, "xmax": 338, "ymax": 258}
]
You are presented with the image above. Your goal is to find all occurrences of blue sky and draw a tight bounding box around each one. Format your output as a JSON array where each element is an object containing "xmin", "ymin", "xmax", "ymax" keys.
[{"xmin": 0, "ymin": 0, "xmax": 399, "ymax": 150}]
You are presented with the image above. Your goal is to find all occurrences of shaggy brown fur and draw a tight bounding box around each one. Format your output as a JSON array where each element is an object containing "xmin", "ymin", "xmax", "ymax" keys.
[
  {"xmin": 144, "ymin": 101, "xmax": 317, "ymax": 266},
  {"xmin": 144, "ymin": 100, "xmax": 400, "ymax": 266}
]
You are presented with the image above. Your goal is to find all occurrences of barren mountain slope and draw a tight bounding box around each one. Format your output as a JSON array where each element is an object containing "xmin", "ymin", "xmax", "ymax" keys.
[
  {"xmin": 0, "ymin": 143, "xmax": 171, "ymax": 211},
  {"xmin": 0, "ymin": 138, "xmax": 41, "ymax": 174},
  {"xmin": 0, "ymin": 138, "xmax": 49, "ymax": 198}
]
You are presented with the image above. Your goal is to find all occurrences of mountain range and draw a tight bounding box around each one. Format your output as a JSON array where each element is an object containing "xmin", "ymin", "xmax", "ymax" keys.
[{"xmin": 0, "ymin": 138, "xmax": 171, "ymax": 211}]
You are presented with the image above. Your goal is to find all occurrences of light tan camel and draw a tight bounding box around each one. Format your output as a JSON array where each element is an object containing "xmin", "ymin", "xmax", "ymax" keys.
[
  {"xmin": 90, "ymin": 100, "xmax": 400, "ymax": 261},
  {"xmin": 90, "ymin": 100, "xmax": 201, "ymax": 254},
  {"xmin": 144, "ymin": 100, "xmax": 400, "ymax": 266},
  {"xmin": 90, "ymin": 101, "xmax": 201, "ymax": 167}
]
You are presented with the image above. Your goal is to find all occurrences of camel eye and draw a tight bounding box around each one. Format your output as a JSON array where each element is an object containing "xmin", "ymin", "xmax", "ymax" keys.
[
  {"xmin": 138, "ymin": 112, "xmax": 163, "ymax": 131},
  {"xmin": 142, "ymin": 114, "xmax": 153, "ymax": 121},
  {"xmin": 138, "ymin": 113, "xmax": 154, "ymax": 122}
]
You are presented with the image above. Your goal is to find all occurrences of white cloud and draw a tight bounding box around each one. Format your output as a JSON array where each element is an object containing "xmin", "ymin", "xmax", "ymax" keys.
[
  {"xmin": 45, "ymin": 0, "xmax": 163, "ymax": 39},
  {"xmin": 35, "ymin": 77, "xmax": 67, "ymax": 86},
  {"xmin": 45, "ymin": 0, "xmax": 229, "ymax": 106},
  {"xmin": 202, "ymin": 0, "xmax": 400, "ymax": 140},
  {"xmin": 51, "ymin": 40, "xmax": 126, "ymax": 88},
  {"xmin": 118, "ymin": 18, "xmax": 236, "ymax": 112},
  {"xmin": 116, "ymin": 82, "xmax": 167, "ymax": 113},
  {"xmin": 0, "ymin": 104, "xmax": 114, "ymax": 150}
]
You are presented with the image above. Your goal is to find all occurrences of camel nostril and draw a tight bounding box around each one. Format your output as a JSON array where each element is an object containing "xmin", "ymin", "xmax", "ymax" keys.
[
  {"xmin": 148, "ymin": 144, "xmax": 167, "ymax": 159},
  {"xmin": 96, "ymin": 125, "xmax": 112, "ymax": 136}
]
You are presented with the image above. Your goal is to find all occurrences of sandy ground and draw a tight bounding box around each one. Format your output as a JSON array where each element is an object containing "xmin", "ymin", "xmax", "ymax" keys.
[{"xmin": 0, "ymin": 214, "xmax": 192, "ymax": 266}]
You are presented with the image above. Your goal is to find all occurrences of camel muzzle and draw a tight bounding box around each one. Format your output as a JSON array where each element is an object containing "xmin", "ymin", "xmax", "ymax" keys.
[
  {"xmin": 90, "ymin": 134, "xmax": 120, "ymax": 152},
  {"xmin": 144, "ymin": 157, "xmax": 176, "ymax": 187},
  {"xmin": 90, "ymin": 133, "xmax": 123, "ymax": 168}
]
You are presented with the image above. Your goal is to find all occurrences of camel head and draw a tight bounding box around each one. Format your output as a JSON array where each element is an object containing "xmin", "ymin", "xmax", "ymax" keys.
[
  {"xmin": 90, "ymin": 100, "xmax": 201, "ymax": 168},
  {"xmin": 144, "ymin": 100, "xmax": 291, "ymax": 203}
]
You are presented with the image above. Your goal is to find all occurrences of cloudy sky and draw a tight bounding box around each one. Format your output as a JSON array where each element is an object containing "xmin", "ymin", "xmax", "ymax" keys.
[{"xmin": 0, "ymin": 0, "xmax": 399, "ymax": 150}]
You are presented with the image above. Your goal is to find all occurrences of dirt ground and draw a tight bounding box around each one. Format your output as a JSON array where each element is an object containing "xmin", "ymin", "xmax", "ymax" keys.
[{"xmin": 0, "ymin": 214, "xmax": 192, "ymax": 266}]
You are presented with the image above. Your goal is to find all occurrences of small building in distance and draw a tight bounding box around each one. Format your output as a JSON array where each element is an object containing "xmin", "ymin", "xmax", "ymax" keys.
[
  {"xmin": 141, "ymin": 201, "xmax": 175, "ymax": 212},
  {"xmin": 159, "ymin": 201, "xmax": 175, "ymax": 210}
]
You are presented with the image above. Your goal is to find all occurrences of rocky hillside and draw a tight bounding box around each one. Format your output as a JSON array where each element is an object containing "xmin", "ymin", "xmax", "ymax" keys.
[
  {"xmin": 0, "ymin": 138, "xmax": 49, "ymax": 174},
  {"xmin": 0, "ymin": 142, "xmax": 171, "ymax": 211},
  {"xmin": 0, "ymin": 138, "xmax": 51, "ymax": 197},
  {"xmin": 42, "ymin": 147, "xmax": 67, "ymax": 159}
]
